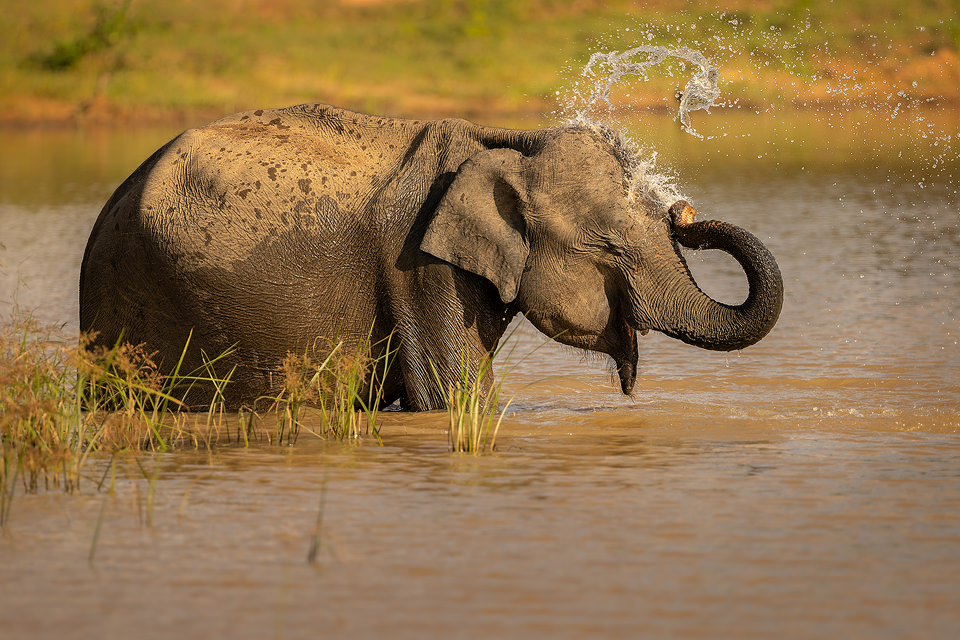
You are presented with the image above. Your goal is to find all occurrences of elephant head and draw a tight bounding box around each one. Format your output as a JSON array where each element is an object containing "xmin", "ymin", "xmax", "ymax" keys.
[{"xmin": 421, "ymin": 124, "xmax": 783, "ymax": 394}]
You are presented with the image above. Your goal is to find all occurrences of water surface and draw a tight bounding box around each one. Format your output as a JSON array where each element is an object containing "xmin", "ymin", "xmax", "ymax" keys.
[{"xmin": 1, "ymin": 110, "xmax": 958, "ymax": 639}]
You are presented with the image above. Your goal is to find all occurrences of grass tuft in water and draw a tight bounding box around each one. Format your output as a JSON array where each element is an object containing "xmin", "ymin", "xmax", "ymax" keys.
[
  {"xmin": 267, "ymin": 330, "xmax": 396, "ymax": 445},
  {"xmin": 0, "ymin": 313, "xmax": 234, "ymax": 519},
  {"xmin": 433, "ymin": 344, "xmax": 514, "ymax": 455},
  {"xmin": 0, "ymin": 311, "xmax": 405, "ymax": 527}
]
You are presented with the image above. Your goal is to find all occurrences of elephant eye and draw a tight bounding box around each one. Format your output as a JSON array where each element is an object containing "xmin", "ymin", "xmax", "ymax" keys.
[{"xmin": 603, "ymin": 234, "xmax": 628, "ymax": 257}]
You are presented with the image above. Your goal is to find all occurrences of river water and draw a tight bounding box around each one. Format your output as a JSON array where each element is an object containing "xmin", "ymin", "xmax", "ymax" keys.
[{"xmin": 1, "ymin": 109, "xmax": 959, "ymax": 639}]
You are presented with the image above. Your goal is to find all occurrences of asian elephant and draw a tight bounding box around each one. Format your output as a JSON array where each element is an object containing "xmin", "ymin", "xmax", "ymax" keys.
[{"xmin": 79, "ymin": 103, "xmax": 783, "ymax": 411}]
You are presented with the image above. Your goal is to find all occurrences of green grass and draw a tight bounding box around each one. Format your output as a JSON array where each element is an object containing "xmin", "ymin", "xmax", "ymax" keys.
[
  {"xmin": 430, "ymin": 327, "xmax": 542, "ymax": 455},
  {"xmin": 1, "ymin": 0, "xmax": 956, "ymax": 125},
  {"xmin": 434, "ymin": 348, "xmax": 512, "ymax": 455}
]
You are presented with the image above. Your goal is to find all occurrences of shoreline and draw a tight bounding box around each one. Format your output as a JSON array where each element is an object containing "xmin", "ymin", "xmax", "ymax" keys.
[{"xmin": 3, "ymin": 91, "xmax": 957, "ymax": 131}]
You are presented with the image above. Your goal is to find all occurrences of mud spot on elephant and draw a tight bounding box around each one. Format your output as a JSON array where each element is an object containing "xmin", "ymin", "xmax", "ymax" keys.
[
  {"xmin": 267, "ymin": 167, "xmax": 278, "ymax": 181},
  {"xmin": 238, "ymin": 188, "xmax": 251, "ymax": 200},
  {"xmin": 254, "ymin": 110, "xmax": 264, "ymax": 116},
  {"xmin": 298, "ymin": 178, "xmax": 312, "ymax": 195},
  {"xmin": 316, "ymin": 194, "xmax": 340, "ymax": 222}
]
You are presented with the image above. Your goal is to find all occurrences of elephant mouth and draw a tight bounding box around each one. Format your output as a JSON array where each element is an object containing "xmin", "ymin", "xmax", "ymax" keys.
[{"xmin": 614, "ymin": 321, "xmax": 639, "ymax": 395}]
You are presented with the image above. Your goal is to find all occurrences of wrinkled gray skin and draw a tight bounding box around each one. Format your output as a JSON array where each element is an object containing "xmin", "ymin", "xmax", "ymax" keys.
[{"xmin": 80, "ymin": 104, "xmax": 783, "ymax": 410}]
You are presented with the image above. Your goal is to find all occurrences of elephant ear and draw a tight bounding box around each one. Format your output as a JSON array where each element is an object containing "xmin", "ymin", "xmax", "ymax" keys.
[{"xmin": 421, "ymin": 148, "xmax": 529, "ymax": 303}]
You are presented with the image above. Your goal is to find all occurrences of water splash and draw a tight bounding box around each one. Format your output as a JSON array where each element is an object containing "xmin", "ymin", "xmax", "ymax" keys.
[
  {"xmin": 582, "ymin": 123, "xmax": 684, "ymax": 212},
  {"xmin": 555, "ymin": 44, "xmax": 724, "ymax": 211},
  {"xmin": 571, "ymin": 45, "xmax": 722, "ymax": 138},
  {"xmin": 555, "ymin": 17, "xmax": 956, "ymax": 212}
]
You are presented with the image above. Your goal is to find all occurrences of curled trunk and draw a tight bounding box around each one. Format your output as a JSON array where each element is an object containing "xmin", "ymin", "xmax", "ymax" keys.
[{"xmin": 644, "ymin": 201, "xmax": 784, "ymax": 351}]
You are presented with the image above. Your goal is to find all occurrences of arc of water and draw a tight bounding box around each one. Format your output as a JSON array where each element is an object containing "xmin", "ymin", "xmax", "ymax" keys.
[{"xmin": 579, "ymin": 46, "xmax": 721, "ymax": 137}]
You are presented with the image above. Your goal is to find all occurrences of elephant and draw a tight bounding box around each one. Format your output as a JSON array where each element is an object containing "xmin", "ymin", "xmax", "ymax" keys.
[{"xmin": 79, "ymin": 103, "xmax": 783, "ymax": 411}]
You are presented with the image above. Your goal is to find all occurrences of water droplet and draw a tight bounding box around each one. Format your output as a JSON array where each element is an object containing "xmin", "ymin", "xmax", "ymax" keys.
[{"xmin": 571, "ymin": 46, "xmax": 721, "ymax": 139}]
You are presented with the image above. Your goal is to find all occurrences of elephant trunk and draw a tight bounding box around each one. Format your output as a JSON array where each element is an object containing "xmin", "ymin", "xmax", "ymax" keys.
[{"xmin": 640, "ymin": 201, "xmax": 783, "ymax": 351}]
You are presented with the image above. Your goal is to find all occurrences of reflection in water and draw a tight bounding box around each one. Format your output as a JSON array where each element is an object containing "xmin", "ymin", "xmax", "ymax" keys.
[
  {"xmin": 1, "ymin": 430, "xmax": 958, "ymax": 639},
  {"xmin": 1, "ymin": 112, "xmax": 959, "ymax": 638}
]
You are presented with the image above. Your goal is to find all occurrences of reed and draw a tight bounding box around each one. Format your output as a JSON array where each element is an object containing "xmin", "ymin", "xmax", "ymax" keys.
[
  {"xmin": 433, "ymin": 344, "xmax": 515, "ymax": 455},
  {"xmin": 1, "ymin": 312, "xmax": 397, "ymax": 512},
  {"xmin": 0, "ymin": 313, "xmax": 235, "ymax": 520},
  {"xmin": 266, "ymin": 330, "xmax": 396, "ymax": 445},
  {"xmin": 0, "ymin": 310, "xmax": 407, "ymax": 532}
]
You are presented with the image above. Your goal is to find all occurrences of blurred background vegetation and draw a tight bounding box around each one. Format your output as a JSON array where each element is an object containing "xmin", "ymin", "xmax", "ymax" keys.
[{"xmin": 1, "ymin": 0, "xmax": 958, "ymax": 127}]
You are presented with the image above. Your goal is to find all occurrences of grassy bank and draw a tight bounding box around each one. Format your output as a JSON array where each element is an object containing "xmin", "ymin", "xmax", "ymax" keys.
[{"xmin": 1, "ymin": 0, "xmax": 958, "ymax": 127}]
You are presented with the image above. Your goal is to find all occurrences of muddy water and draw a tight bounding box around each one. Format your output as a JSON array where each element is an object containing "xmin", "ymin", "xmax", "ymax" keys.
[{"xmin": 2, "ymin": 111, "xmax": 959, "ymax": 639}]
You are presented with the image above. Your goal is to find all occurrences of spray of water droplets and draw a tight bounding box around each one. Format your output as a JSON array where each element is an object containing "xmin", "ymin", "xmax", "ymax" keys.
[
  {"xmin": 574, "ymin": 45, "xmax": 721, "ymax": 139},
  {"xmin": 556, "ymin": 45, "xmax": 725, "ymax": 211},
  {"xmin": 552, "ymin": 11, "xmax": 958, "ymax": 216}
]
